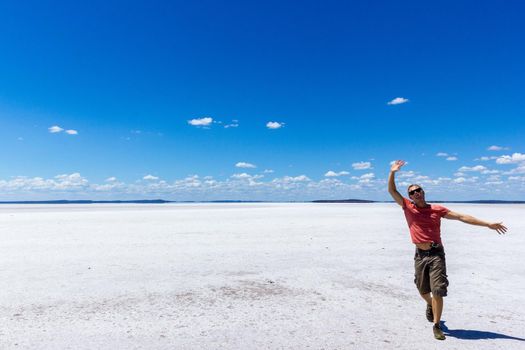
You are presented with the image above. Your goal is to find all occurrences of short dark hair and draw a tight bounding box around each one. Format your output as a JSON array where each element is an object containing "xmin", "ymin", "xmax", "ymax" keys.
[{"xmin": 407, "ymin": 184, "xmax": 423, "ymax": 195}]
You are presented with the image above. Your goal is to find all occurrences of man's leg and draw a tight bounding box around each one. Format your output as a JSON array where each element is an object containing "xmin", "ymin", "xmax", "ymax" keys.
[
  {"xmin": 429, "ymin": 254, "xmax": 448, "ymax": 324},
  {"xmin": 428, "ymin": 253, "xmax": 448, "ymax": 340},
  {"xmin": 420, "ymin": 293, "xmax": 434, "ymax": 322},
  {"xmin": 431, "ymin": 295, "xmax": 446, "ymax": 340},
  {"xmin": 415, "ymin": 254, "xmax": 434, "ymax": 322},
  {"xmin": 431, "ymin": 295, "xmax": 443, "ymax": 324},
  {"xmin": 420, "ymin": 292, "xmax": 432, "ymax": 305}
]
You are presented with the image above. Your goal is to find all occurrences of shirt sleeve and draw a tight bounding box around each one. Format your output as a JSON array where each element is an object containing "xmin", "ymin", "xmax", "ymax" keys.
[
  {"xmin": 402, "ymin": 197, "xmax": 411, "ymax": 209},
  {"xmin": 435, "ymin": 205, "xmax": 450, "ymax": 217}
]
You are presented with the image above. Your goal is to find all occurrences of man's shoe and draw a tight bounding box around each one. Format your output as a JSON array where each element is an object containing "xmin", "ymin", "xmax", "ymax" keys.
[
  {"xmin": 433, "ymin": 323, "xmax": 446, "ymax": 340},
  {"xmin": 426, "ymin": 304, "xmax": 433, "ymax": 322}
]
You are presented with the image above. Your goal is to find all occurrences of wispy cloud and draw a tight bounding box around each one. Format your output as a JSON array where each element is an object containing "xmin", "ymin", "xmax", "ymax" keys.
[
  {"xmin": 505, "ymin": 164, "xmax": 525, "ymax": 175},
  {"xmin": 231, "ymin": 173, "xmax": 251, "ymax": 179},
  {"xmin": 352, "ymin": 161, "xmax": 372, "ymax": 170},
  {"xmin": 436, "ymin": 153, "xmax": 457, "ymax": 160},
  {"xmin": 353, "ymin": 172, "xmax": 375, "ymax": 184},
  {"xmin": 1, "ymin": 168, "xmax": 523, "ymax": 201},
  {"xmin": 280, "ymin": 175, "xmax": 310, "ymax": 182},
  {"xmin": 476, "ymin": 156, "xmax": 495, "ymax": 161},
  {"xmin": 188, "ymin": 117, "xmax": 213, "ymax": 127},
  {"xmin": 266, "ymin": 121, "xmax": 284, "ymax": 129},
  {"xmin": 48, "ymin": 125, "xmax": 64, "ymax": 133},
  {"xmin": 0, "ymin": 173, "xmax": 88, "ymax": 192},
  {"xmin": 458, "ymin": 165, "xmax": 487, "ymax": 172},
  {"xmin": 488, "ymin": 145, "xmax": 509, "ymax": 151},
  {"xmin": 236, "ymin": 162, "xmax": 256, "ymax": 169},
  {"xmin": 48, "ymin": 125, "xmax": 78, "ymax": 135},
  {"xmin": 390, "ymin": 160, "xmax": 409, "ymax": 166},
  {"xmin": 224, "ymin": 120, "xmax": 239, "ymax": 128},
  {"xmin": 387, "ymin": 97, "xmax": 409, "ymax": 105},
  {"xmin": 324, "ymin": 170, "xmax": 350, "ymax": 177},
  {"xmin": 398, "ymin": 170, "xmax": 416, "ymax": 178}
]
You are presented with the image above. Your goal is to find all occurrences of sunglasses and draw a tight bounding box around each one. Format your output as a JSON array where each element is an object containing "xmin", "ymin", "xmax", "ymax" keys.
[{"xmin": 409, "ymin": 188, "xmax": 423, "ymax": 196}]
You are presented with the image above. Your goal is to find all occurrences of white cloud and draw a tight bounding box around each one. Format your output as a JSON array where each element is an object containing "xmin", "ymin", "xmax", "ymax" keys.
[
  {"xmin": 230, "ymin": 173, "xmax": 264, "ymax": 187},
  {"xmin": 53, "ymin": 173, "xmax": 89, "ymax": 189},
  {"xmin": 48, "ymin": 125, "xmax": 64, "ymax": 133},
  {"xmin": 266, "ymin": 121, "xmax": 284, "ymax": 129},
  {"xmin": 486, "ymin": 175, "xmax": 501, "ymax": 182},
  {"xmin": 485, "ymin": 181, "xmax": 504, "ymax": 185},
  {"xmin": 356, "ymin": 172, "xmax": 375, "ymax": 184},
  {"xmin": 324, "ymin": 171, "xmax": 350, "ymax": 177},
  {"xmin": 188, "ymin": 117, "xmax": 213, "ymax": 127},
  {"xmin": 398, "ymin": 170, "xmax": 416, "ymax": 178},
  {"xmin": 280, "ymin": 175, "xmax": 310, "ymax": 182},
  {"xmin": 390, "ymin": 160, "xmax": 409, "ymax": 166},
  {"xmin": 231, "ymin": 173, "xmax": 251, "ymax": 179},
  {"xmin": 496, "ymin": 153, "xmax": 525, "ymax": 164},
  {"xmin": 453, "ymin": 177, "xmax": 478, "ymax": 184},
  {"xmin": 436, "ymin": 152, "xmax": 449, "ymax": 157},
  {"xmin": 352, "ymin": 161, "xmax": 372, "ymax": 170},
  {"xmin": 446, "ymin": 157, "xmax": 458, "ymax": 161},
  {"xmin": 387, "ymin": 97, "xmax": 409, "ymax": 105},
  {"xmin": 2, "ymin": 167, "xmax": 523, "ymax": 200},
  {"xmin": 504, "ymin": 164, "xmax": 525, "ymax": 175},
  {"xmin": 487, "ymin": 145, "xmax": 509, "ymax": 151},
  {"xmin": 224, "ymin": 120, "xmax": 239, "ymax": 128},
  {"xmin": 236, "ymin": 162, "xmax": 256, "ymax": 169},
  {"xmin": 65, "ymin": 129, "xmax": 78, "ymax": 135},
  {"xmin": 458, "ymin": 165, "xmax": 487, "ymax": 172},
  {"xmin": 0, "ymin": 173, "xmax": 90, "ymax": 192},
  {"xmin": 263, "ymin": 169, "xmax": 274, "ymax": 174}
]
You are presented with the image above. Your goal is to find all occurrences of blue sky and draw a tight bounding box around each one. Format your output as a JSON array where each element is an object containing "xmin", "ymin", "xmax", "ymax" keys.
[{"xmin": 1, "ymin": 0, "xmax": 524, "ymax": 201}]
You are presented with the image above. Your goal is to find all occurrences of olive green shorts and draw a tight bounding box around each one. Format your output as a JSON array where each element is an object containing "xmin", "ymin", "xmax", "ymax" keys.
[{"xmin": 414, "ymin": 246, "xmax": 449, "ymax": 297}]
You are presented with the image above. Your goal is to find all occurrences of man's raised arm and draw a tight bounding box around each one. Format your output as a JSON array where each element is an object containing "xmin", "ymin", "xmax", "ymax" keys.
[{"xmin": 388, "ymin": 160, "xmax": 405, "ymax": 207}]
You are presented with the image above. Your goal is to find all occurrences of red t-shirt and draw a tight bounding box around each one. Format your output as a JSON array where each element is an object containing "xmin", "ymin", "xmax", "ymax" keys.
[{"xmin": 402, "ymin": 197, "xmax": 450, "ymax": 244}]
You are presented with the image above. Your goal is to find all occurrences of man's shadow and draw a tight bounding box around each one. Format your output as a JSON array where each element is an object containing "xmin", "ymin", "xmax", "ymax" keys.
[{"xmin": 441, "ymin": 321, "xmax": 525, "ymax": 341}]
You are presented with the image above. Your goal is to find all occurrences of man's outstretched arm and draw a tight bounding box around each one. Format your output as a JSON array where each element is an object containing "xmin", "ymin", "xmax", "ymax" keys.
[
  {"xmin": 444, "ymin": 211, "xmax": 508, "ymax": 235},
  {"xmin": 388, "ymin": 160, "xmax": 405, "ymax": 207}
]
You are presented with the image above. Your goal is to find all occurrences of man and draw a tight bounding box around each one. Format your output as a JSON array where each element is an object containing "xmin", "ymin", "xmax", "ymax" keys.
[{"xmin": 388, "ymin": 160, "xmax": 507, "ymax": 340}]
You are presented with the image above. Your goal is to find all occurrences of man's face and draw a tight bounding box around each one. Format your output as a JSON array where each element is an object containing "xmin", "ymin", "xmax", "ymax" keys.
[{"xmin": 408, "ymin": 186, "xmax": 425, "ymax": 201}]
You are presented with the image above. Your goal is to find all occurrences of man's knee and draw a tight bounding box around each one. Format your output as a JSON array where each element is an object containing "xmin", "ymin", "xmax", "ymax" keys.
[{"xmin": 431, "ymin": 288, "xmax": 447, "ymax": 297}]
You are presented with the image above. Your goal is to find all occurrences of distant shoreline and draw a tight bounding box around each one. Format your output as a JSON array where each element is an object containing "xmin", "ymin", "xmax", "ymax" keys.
[{"xmin": 1, "ymin": 199, "xmax": 524, "ymax": 204}]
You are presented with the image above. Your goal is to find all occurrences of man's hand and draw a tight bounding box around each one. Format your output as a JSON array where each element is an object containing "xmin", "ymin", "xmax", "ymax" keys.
[
  {"xmin": 388, "ymin": 160, "xmax": 405, "ymax": 206},
  {"xmin": 488, "ymin": 222, "xmax": 507, "ymax": 235},
  {"xmin": 390, "ymin": 160, "xmax": 406, "ymax": 173}
]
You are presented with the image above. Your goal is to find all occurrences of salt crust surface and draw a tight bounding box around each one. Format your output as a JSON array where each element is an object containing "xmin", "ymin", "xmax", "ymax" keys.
[{"xmin": 1, "ymin": 203, "xmax": 524, "ymax": 349}]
